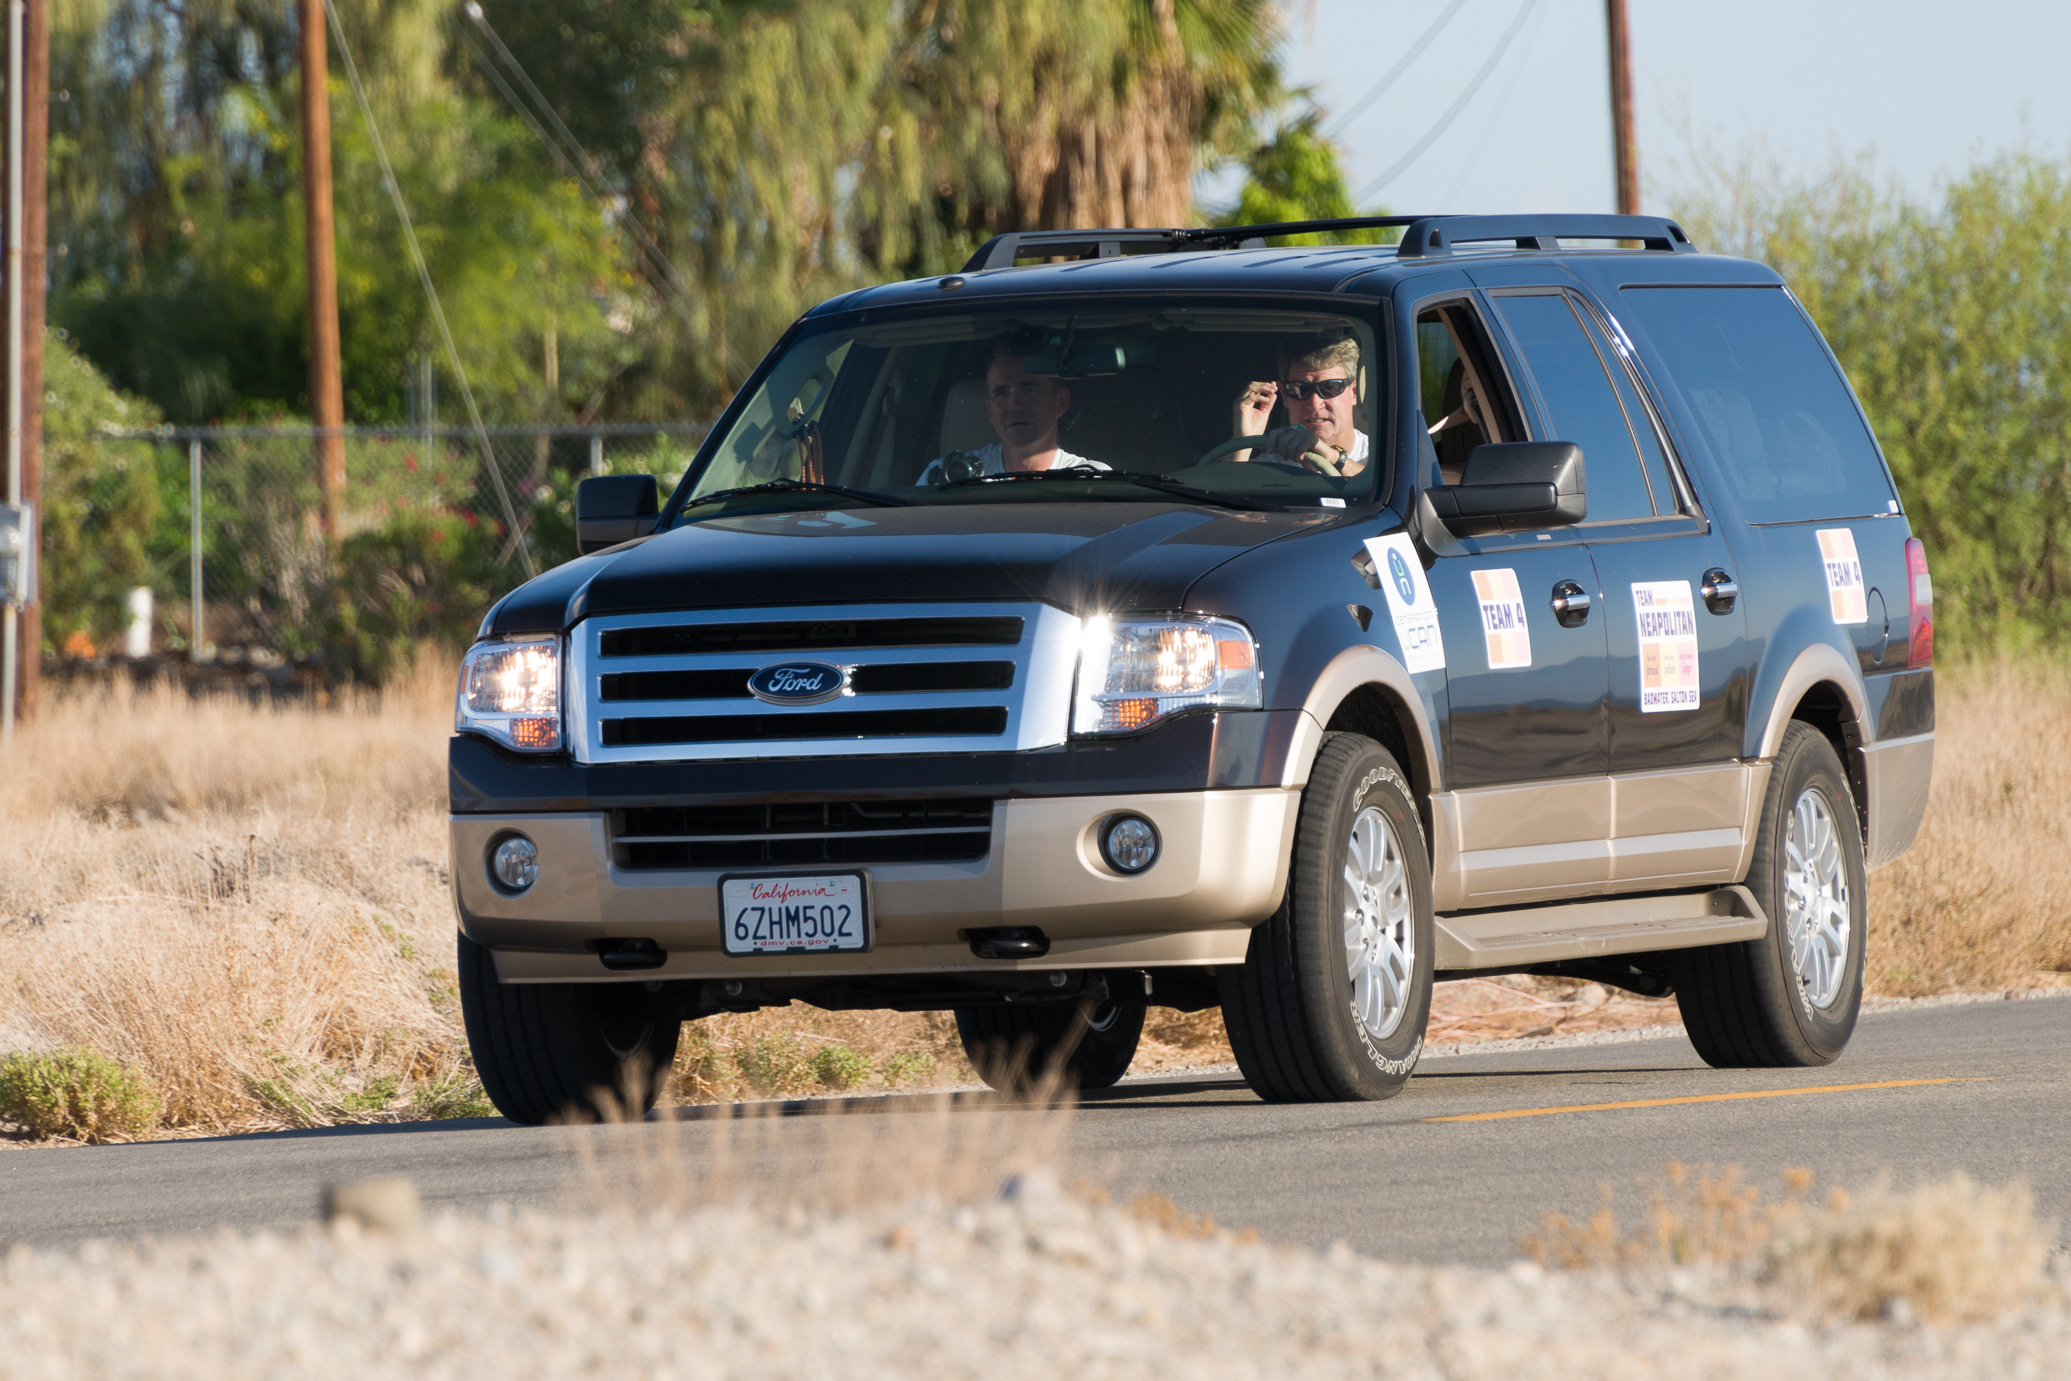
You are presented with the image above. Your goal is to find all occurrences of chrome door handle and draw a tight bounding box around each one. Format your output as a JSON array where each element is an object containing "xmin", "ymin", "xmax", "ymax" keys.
[
  {"xmin": 1551, "ymin": 579, "xmax": 1591, "ymax": 627},
  {"xmin": 1701, "ymin": 568, "xmax": 1739, "ymax": 614}
]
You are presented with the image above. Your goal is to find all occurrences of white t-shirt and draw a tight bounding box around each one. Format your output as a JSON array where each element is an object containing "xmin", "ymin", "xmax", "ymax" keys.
[{"xmin": 917, "ymin": 442, "xmax": 1108, "ymax": 486}]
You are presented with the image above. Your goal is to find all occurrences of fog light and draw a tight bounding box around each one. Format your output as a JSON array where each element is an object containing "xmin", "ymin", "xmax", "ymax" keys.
[
  {"xmin": 1100, "ymin": 815, "xmax": 1160, "ymax": 874},
  {"xmin": 491, "ymin": 835, "xmax": 538, "ymax": 892}
]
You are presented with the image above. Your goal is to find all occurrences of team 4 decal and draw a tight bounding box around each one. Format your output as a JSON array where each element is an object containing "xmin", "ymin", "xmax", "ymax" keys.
[
  {"xmin": 1817, "ymin": 528, "xmax": 1868, "ymax": 625},
  {"xmin": 1632, "ymin": 580, "xmax": 1699, "ymax": 712},
  {"xmin": 1363, "ymin": 534, "xmax": 1445, "ymax": 673},
  {"xmin": 1471, "ymin": 567, "xmax": 1532, "ymax": 669}
]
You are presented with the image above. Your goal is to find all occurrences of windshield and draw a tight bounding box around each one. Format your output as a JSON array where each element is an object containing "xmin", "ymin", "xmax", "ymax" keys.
[{"xmin": 673, "ymin": 300, "xmax": 1386, "ymax": 518}]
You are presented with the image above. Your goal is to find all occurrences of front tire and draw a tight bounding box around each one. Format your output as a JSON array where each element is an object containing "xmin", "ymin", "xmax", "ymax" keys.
[
  {"xmin": 457, "ymin": 931, "xmax": 681, "ymax": 1125},
  {"xmin": 953, "ymin": 1002, "xmax": 1145, "ymax": 1092},
  {"xmin": 1219, "ymin": 733, "xmax": 1435, "ymax": 1102},
  {"xmin": 1672, "ymin": 722, "xmax": 1867, "ymax": 1067}
]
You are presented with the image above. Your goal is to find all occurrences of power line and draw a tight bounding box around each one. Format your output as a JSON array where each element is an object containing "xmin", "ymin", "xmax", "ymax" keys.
[
  {"xmin": 1353, "ymin": 0, "xmax": 1541, "ymax": 205},
  {"xmin": 1324, "ymin": 0, "xmax": 1469, "ymax": 141},
  {"xmin": 460, "ymin": 3, "xmax": 749, "ymax": 379},
  {"xmin": 323, "ymin": 0, "xmax": 535, "ymax": 576},
  {"xmin": 1437, "ymin": 0, "xmax": 1551, "ymax": 209}
]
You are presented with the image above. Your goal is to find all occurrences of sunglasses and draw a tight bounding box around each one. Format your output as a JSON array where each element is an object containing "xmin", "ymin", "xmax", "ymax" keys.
[{"xmin": 1278, "ymin": 377, "xmax": 1353, "ymax": 401}]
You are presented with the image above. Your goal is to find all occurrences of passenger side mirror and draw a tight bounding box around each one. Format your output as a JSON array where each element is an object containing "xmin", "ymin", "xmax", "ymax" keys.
[
  {"xmin": 575, "ymin": 474, "xmax": 660, "ymax": 555},
  {"xmin": 1423, "ymin": 441, "xmax": 1587, "ymax": 536}
]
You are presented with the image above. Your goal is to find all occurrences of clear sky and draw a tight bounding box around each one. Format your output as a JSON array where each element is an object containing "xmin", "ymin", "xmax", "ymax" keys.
[{"xmin": 1196, "ymin": 0, "xmax": 2071, "ymax": 219}]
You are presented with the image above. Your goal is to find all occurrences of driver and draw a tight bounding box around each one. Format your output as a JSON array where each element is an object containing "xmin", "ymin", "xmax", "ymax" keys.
[
  {"xmin": 1229, "ymin": 334, "xmax": 1368, "ymax": 477},
  {"xmin": 918, "ymin": 350, "xmax": 1109, "ymax": 484}
]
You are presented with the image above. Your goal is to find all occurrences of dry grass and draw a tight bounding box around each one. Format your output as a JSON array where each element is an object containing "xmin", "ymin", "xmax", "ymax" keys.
[
  {"xmin": 1524, "ymin": 1162, "xmax": 2054, "ymax": 1325},
  {"xmin": 0, "ymin": 657, "xmax": 2063, "ymax": 1139},
  {"xmin": 1867, "ymin": 657, "xmax": 2071, "ymax": 994},
  {"xmin": 0, "ymin": 663, "xmax": 474, "ymax": 1136}
]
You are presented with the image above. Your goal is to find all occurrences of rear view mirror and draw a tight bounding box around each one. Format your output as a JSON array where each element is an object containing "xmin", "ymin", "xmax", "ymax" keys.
[
  {"xmin": 1019, "ymin": 343, "xmax": 1125, "ymax": 377},
  {"xmin": 576, "ymin": 475, "xmax": 660, "ymax": 555},
  {"xmin": 1424, "ymin": 441, "xmax": 1587, "ymax": 536}
]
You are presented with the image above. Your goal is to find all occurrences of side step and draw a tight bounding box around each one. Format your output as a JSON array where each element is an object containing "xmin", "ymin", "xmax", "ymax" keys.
[{"xmin": 1434, "ymin": 886, "xmax": 1767, "ymax": 971}]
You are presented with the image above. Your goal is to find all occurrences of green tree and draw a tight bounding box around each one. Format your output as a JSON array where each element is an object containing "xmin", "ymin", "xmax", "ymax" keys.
[
  {"xmin": 471, "ymin": 0, "xmax": 1290, "ymax": 412},
  {"xmin": 39, "ymin": 331, "xmax": 165, "ymax": 656},
  {"xmin": 1215, "ymin": 111, "xmax": 1391, "ymax": 245},
  {"xmin": 53, "ymin": 0, "xmax": 1293, "ymax": 424},
  {"xmin": 51, "ymin": 0, "xmax": 628, "ymax": 426}
]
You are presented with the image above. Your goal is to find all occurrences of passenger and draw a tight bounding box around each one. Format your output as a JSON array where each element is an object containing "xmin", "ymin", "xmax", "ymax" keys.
[
  {"xmin": 918, "ymin": 351, "xmax": 1109, "ymax": 484},
  {"xmin": 1229, "ymin": 334, "xmax": 1368, "ymax": 477}
]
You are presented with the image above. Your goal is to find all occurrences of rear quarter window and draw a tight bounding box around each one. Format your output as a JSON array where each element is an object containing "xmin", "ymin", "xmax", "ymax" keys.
[{"xmin": 1616, "ymin": 285, "xmax": 1896, "ymax": 523}]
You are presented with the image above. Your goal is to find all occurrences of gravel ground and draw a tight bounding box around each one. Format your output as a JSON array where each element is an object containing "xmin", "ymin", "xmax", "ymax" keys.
[{"xmin": 4, "ymin": 1175, "xmax": 2066, "ymax": 1380}]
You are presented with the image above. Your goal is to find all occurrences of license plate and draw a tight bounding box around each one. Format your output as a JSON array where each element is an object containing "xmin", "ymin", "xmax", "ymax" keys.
[{"xmin": 719, "ymin": 872, "xmax": 870, "ymax": 955}]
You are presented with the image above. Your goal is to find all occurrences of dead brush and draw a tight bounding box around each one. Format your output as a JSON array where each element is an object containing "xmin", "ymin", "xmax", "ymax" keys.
[
  {"xmin": 564, "ymin": 1050, "xmax": 1084, "ymax": 1221},
  {"xmin": 1524, "ymin": 1162, "xmax": 2055, "ymax": 1324},
  {"xmin": 1867, "ymin": 657, "xmax": 2071, "ymax": 995}
]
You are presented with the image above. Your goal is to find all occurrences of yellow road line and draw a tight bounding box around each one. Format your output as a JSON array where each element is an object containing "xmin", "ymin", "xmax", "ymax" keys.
[{"xmin": 1426, "ymin": 1077, "xmax": 1989, "ymax": 1123}]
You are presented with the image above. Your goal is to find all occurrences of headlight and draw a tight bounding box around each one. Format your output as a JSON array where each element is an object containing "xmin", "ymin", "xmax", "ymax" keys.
[
  {"xmin": 456, "ymin": 636, "xmax": 563, "ymax": 752},
  {"xmin": 1072, "ymin": 614, "xmax": 1261, "ymax": 736}
]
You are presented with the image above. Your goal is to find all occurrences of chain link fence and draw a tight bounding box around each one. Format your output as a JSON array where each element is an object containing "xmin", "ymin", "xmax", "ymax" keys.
[{"xmin": 75, "ymin": 423, "xmax": 704, "ymax": 681}]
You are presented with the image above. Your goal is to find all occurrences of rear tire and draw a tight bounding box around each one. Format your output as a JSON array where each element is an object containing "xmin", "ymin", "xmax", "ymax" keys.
[
  {"xmin": 1672, "ymin": 722, "xmax": 1867, "ymax": 1067},
  {"xmin": 953, "ymin": 1001, "xmax": 1145, "ymax": 1092},
  {"xmin": 1219, "ymin": 733, "xmax": 1434, "ymax": 1102},
  {"xmin": 457, "ymin": 931, "xmax": 681, "ymax": 1125}
]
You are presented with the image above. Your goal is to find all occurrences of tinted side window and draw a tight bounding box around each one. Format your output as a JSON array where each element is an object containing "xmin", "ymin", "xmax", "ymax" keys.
[
  {"xmin": 1492, "ymin": 292, "xmax": 1659, "ymax": 522},
  {"xmin": 1576, "ymin": 303, "xmax": 1682, "ymax": 514},
  {"xmin": 1616, "ymin": 286, "xmax": 1896, "ymax": 522}
]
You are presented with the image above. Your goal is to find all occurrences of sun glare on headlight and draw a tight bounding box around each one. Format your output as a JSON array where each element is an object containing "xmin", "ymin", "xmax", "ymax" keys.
[
  {"xmin": 456, "ymin": 637, "xmax": 563, "ymax": 753},
  {"xmin": 1072, "ymin": 614, "xmax": 1260, "ymax": 736}
]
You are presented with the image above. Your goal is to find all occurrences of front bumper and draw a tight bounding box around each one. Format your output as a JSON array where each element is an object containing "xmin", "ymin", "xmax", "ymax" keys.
[{"xmin": 453, "ymin": 787, "xmax": 1298, "ymax": 983}]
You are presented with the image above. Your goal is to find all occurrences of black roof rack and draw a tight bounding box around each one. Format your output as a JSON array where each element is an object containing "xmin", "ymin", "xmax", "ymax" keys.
[{"xmin": 959, "ymin": 214, "xmax": 1694, "ymax": 272}]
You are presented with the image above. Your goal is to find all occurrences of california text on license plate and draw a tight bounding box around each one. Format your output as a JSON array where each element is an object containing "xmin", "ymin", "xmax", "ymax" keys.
[{"xmin": 719, "ymin": 872, "xmax": 871, "ymax": 955}]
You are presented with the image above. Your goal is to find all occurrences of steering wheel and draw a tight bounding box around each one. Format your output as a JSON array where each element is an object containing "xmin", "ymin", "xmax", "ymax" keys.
[{"xmin": 1196, "ymin": 425, "xmax": 1339, "ymax": 477}]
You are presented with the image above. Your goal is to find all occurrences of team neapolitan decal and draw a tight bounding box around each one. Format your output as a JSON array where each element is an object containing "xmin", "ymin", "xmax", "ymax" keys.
[
  {"xmin": 1816, "ymin": 528, "xmax": 1868, "ymax": 625},
  {"xmin": 1631, "ymin": 580, "xmax": 1699, "ymax": 712},
  {"xmin": 1363, "ymin": 534, "xmax": 1445, "ymax": 673},
  {"xmin": 1471, "ymin": 567, "xmax": 1531, "ymax": 669}
]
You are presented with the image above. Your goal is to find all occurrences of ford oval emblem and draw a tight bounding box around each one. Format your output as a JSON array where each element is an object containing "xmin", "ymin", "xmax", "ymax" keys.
[{"xmin": 747, "ymin": 660, "xmax": 848, "ymax": 705}]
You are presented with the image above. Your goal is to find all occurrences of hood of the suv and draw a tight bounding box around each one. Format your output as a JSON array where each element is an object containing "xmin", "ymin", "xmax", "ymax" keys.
[{"xmin": 483, "ymin": 502, "xmax": 1334, "ymax": 636}]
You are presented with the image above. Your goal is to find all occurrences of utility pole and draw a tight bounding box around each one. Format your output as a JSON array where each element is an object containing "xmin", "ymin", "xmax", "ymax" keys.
[
  {"xmin": 1606, "ymin": 0, "xmax": 1639, "ymax": 216},
  {"xmin": 299, "ymin": 0, "xmax": 345, "ymax": 538},
  {"xmin": 2, "ymin": 0, "xmax": 29, "ymax": 738},
  {"xmin": 16, "ymin": 0, "xmax": 43, "ymax": 721}
]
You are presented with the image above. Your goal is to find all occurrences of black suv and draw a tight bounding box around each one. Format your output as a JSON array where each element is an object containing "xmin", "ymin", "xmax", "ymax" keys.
[{"xmin": 450, "ymin": 214, "xmax": 1935, "ymax": 1121}]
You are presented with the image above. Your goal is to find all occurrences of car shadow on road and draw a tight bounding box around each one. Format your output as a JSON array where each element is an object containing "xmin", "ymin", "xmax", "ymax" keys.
[
  {"xmin": 1413, "ymin": 1067, "xmax": 1698, "ymax": 1080},
  {"xmin": 168, "ymin": 1117, "xmax": 519, "ymax": 1146}
]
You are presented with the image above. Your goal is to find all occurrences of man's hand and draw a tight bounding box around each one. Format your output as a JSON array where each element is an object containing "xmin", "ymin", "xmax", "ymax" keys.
[
  {"xmin": 1251, "ymin": 424, "xmax": 1342, "ymax": 477},
  {"xmin": 1232, "ymin": 381, "xmax": 1277, "ymax": 437}
]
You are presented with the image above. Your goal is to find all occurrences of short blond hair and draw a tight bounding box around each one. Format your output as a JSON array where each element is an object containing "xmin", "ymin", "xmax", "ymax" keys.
[{"xmin": 1279, "ymin": 333, "xmax": 1360, "ymax": 378}]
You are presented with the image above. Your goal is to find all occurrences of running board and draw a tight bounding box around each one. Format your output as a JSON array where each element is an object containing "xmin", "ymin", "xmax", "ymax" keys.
[{"xmin": 1433, "ymin": 886, "xmax": 1767, "ymax": 971}]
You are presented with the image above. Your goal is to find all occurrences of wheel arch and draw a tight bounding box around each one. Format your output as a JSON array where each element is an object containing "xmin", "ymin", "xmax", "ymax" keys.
[
  {"xmin": 1756, "ymin": 642, "xmax": 1871, "ymax": 841},
  {"xmin": 1286, "ymin": 645, "xmax": 1441, "ymax": 847}
]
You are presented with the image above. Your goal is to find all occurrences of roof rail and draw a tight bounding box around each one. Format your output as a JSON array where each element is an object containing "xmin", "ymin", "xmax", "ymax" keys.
[
  {"xmin": 960, "ymin": 217, "xmax": 1432, "ymax": 271},
  {"xmin": 958, "ymin": 213, "xmax": 1695, "ymax": 273},
  {"xmin": 1394, "ymin": 214, "xmax": 1694, "ymax": 257},
  {"xmin": 961, "ymin": 229, "xmax": 1195, "ymax": 272}
]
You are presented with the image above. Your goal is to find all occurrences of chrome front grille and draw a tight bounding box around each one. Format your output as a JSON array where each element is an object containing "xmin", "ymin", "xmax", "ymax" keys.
[
  {"xmin": 569, "ymin": 602, "xmax": 1081, "ymax": 763},
  {"xmin": 612, "ymin": 798, "xmax": 995, "ymax": 871}
]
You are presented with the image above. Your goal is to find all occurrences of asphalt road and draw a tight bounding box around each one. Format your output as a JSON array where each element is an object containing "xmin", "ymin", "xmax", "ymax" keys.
[{"xmin": 3, "ymin": 996, "xmax": 2064, "ymax": 1267}]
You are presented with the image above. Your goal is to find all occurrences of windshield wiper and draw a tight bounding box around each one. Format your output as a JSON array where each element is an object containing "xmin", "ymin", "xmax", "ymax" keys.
[
  {"xmin": 938, "ymin": 465, "xmax": 1275, "ymax": 512},
  {"xmin": 677, "ymin": 477, "xmax": 911, "ymax": 515}
]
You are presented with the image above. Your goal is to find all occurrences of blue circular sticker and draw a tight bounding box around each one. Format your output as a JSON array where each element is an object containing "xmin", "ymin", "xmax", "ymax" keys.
[{"xmin": 1387, "ymin": 548, "xmax": 1417, "ymax": 605}]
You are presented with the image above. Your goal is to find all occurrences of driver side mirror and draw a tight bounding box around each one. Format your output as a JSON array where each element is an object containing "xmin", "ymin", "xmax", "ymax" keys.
[
  {"xmin": 1423, "ymin": 442, "xmax": 1587, "ymax": 536},
  {"xmin": 576, "ymin": 474, "xmax": 660, "ymax": 555}
]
